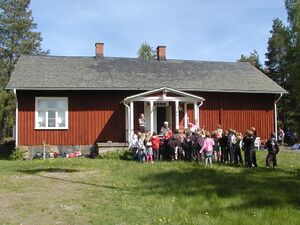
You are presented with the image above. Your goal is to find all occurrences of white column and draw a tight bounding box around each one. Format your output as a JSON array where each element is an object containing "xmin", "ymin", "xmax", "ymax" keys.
[
  {"xmin": 194, "ymin": 101, "xmax": 198, "ymax": 125},
  {"xmin": 175, "ymin": 100, "xmax": 179, "ymax": 129},
  {"xmin": 150, "ymin": 101, "xmax": 154, "ymax": 135},
  {"xmin": 130, "ymin": 101, "xmax": 134, "ymax": 139},
  {"xmin": 125, "ymin": 104, "xmax": 128, "ymax": 142},
  {"xmin": 184, "ymin": 103, "xmax": 188, "ymax": 129}
]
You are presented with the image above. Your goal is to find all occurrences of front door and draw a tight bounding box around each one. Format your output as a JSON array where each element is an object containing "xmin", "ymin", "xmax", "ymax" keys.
[{"xmin": 157, "ymin": 107, "xmax": 166, "ymax": 134}]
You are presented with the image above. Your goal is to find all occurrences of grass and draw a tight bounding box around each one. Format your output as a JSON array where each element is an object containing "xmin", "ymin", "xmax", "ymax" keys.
[{"xmin": 0, "ymin": 150, "xmax": 300, "ymax": 225}]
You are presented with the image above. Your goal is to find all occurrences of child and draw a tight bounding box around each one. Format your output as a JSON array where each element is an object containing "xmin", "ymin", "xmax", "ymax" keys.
[
  {"xmin": 129, "ymin": 131, "xmax": 139, "ymax": 160},
  {"xmin": 235, "ymin": 132, "xmax": 244, "ymax": 165},
  {"xmin": 216, "ymin": 124, "xmax": 223, "ymax": 139},
  {"xmin": 137, "ymin": 132, "xmax": 146, "ymax": 162},
  {"xmin": 199, "ymin": 132, "xmax": 215, "ymax": 167},
  {"xmin": 144, "ymin": 131, "xmax": 153, "ymax": 163},
  {"xmin": 212, "ymin": 131, "xmax": 221, "ymax": 162},
  {"xmin": 230, "ymin": 130, "xmax": 237, "ymax": 164},
  {"xmin": 220, "ymin": 131, "xmax": 229, "ymax": 163},
  {"xmin": 265, "ymin": 133, "xmax": 279, "ymax": 168},
  {"xmin": 145, "ymin": 141, "xmax": 154, "ymax": 163},
  {"xmin": 151, "ymin": 132, "xmax": 160, "ymax": 161}
]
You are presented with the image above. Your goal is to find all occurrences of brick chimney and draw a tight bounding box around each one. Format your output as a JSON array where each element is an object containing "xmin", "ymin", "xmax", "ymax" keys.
[
  {"xmin": 95, "ymin": 42, "xmax": 104, "ymax": 57},
  {"xmin": 156, "ymin": 46, "xmax": 166, "ymax": 61}
]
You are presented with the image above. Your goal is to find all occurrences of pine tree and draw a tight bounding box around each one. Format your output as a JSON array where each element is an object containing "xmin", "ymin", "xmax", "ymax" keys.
[
  {"xmin": 265, "ymin": 18, "xmax": 290, "ymax": 88},
  {"xmin": 237, "ymin": 50, "xmax": 263, "ymax": 71},
  {"xmin": 137, "ymin": 42, "xmax": 156, "ymax": 60},
  {"xmin": 284, "ymin": 0, "xmax": 300, "ymax": 133},
  {"xmin": 0, "ymin": 0, "xmax": 49, "ymax": 81},
  {"xmin": 0, "ymin": 0, "xmax": 49, "ymax": 141},
  {"xmin": 265, "ymin": 18, "xmax": 291, "ymax": 129}
]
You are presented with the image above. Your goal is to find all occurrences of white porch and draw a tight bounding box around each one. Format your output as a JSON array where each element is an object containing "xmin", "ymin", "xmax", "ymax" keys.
[{"xmin": 123, "ymin": 87, "xmax": 205, "ymax": 143}]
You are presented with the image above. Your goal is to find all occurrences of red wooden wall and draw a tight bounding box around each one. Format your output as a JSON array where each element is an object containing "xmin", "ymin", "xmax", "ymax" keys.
[
  {"xmin": 17, "ymin": 90, "xmax": 137, "ymax": 146},
  {"xmin": 17, "ymin": 90, "xmax": 276, "ymax": 146},
  {"xmin": 195, "ymin": 92, "xmax": 275, "ymax": 140}
]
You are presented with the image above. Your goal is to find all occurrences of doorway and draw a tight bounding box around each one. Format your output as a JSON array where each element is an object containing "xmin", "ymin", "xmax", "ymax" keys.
[{"xmin": 156, "ymin": 107, "xmax": 166, "ymax": 133}]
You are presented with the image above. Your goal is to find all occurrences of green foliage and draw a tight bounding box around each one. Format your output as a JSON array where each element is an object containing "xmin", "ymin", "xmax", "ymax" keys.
[
  {"xmin": 9, "ymin": 146, "xmax": 23, "ymax": 160},
  {"xmin": 0, "ymin": 0, "xmax": 48, "ymax": 142},
  {"xmin": 238, "ymin": 50, "xmax": 263, "ymax": 70},
  {"xmin": 285, "ymin": 0, "xmax": 300, "ymax": 133},
  {"xmin": 137, "ymin": 42, "xmax": 156, "ymax": 60},
  {"xmin": 265, "ymin": 18, "xmax": 291, "ymax": 130},
  {"xmin": 265, "ymin": 18, "xmax": 290, "ymax": 88},
  {"xmin": 0, "ymin": 137, "xmax": 14, "ymax": 159},
  {"xmin": 0, "ymin": 89, "xmax": 15, "ymax": 140},
  {"xmin": 0, "ymin": 0, "xmax": 49, "ymax": 78},
  {"xmin": 97, "ymin": 149, "xmax": 132, "ymax": 160},
  {"xmin": 263, "ymin": 1, "xmax": 300, "ymax": 133}
]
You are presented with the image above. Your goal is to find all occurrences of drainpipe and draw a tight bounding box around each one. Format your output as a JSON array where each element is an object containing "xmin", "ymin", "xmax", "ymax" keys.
[
  {"xmin": 123, "ymin": 102, "xmax": 131, "ymax": 143},
  {"xmin": 274, "ymin": 93, "xmax": 283, "ymax": 141}
]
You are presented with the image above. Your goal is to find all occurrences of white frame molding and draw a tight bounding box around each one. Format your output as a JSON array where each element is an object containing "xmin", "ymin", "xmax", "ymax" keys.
[{"xmin": 35, "ymin": 97, "xmax": 69, "ymax": 130}]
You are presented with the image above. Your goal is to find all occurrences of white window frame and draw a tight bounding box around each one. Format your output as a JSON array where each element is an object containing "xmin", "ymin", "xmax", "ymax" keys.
[{"xmin": 35, "ymin": 97, "xmax": 69, "ymax": 130}]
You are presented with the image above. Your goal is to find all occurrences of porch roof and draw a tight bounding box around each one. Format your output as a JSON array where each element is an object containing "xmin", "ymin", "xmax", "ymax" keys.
[{"xmin": 123, "ymin": 87, "xmax": 205, "ymax": 103}]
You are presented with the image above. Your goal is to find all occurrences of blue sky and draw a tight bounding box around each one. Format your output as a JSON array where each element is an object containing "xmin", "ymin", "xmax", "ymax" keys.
[{"xmin": 30, "ymin": 0, "xmax": 287, "ymax": 63}]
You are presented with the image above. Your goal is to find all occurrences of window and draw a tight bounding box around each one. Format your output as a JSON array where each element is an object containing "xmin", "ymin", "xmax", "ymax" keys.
[{"xmin": 35, "ymin": 97, "xmax": 68, "ymax": 129}]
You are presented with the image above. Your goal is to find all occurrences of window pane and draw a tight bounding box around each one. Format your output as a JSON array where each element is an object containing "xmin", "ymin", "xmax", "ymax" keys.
[
  {"xmin": 57, "ymin": 100, "xmax": 67, "ymax": 110},
  {"xmin": 47, "ymin": 100, "xmax": 57, "ymax": 109},
  {"xmin": 48, "ymin": 111, "xmax": 56, "ymax": 127},
  {"xmin": 36, "ymin": 98, "xmax": 68, "ymax": 129},
  {"xmin": 57, "ymin": 111, "xmax": 66, "ymax": 127},
  {"xmin": 37, "ymin": 111, "xmax": 46, "ymax": 127},
  {"xmin": 38, "ymin": 100, "xmax": 47, "ymax": 111}
]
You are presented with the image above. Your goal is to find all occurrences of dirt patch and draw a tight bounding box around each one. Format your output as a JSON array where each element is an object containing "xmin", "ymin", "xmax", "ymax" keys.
[{"xmin": 0, "ymin": 171, "xmax": 95, "ymax": 225}]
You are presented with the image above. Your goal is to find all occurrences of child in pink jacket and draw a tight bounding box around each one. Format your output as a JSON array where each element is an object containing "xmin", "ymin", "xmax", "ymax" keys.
[{"xmin": 199, "ymin": 132, "xmax": 215, "ymax": 167}]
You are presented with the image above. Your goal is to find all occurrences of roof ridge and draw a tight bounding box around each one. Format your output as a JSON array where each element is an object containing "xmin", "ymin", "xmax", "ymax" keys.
[{"xmin": 20, "ymin": 54, "xmax": 244, "ymax": 64}]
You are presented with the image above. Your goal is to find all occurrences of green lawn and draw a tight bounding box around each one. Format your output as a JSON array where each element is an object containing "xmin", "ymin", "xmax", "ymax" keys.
[{"xmin": 0, "ymin": 150, "xmax": 300, "ymax": 225}]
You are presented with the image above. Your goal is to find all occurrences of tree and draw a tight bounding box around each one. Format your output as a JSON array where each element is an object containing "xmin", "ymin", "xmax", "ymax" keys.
[
  {"xmin": 237, "ymin": 50, "xmax": 263, "ymax": 70},
  {"xmin": 265, "ymin": 18, "xmax": 291, "ymax": 130},
  {"xmin": 284, "ymin": 0, "xmax": 300, "ymax": 133},
  {"xmin": 265, "ymin": 18, "xmax": 290, "ymax": 88},
  {"xmin": 0, "ymin": 0, "xmax": 49, "ymax": 81},
  {"xmin": 0, "ymin": 0, "xmax": 49, "ymax": 141},
  {"xmin": 137, "ymin": 42, "xmax": 156, "ymax": 60}
]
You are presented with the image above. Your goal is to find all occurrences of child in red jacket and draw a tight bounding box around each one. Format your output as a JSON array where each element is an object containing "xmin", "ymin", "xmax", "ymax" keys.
[{"xmin": 151, "ymin": 132, "xmax": 160, "ymax": 161}]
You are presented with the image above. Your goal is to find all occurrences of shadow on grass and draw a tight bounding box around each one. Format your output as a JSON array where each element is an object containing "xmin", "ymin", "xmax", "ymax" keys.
[
  {"xmin": 17, "ymin": 168, "xmax": 79, "ymax": 174},
  {"xmin": 17, "ymin": 168, "xmax": 128, "ymax": 191},
  {"xmin": 139, "ymin": 165, "xmax": 300, "ymax": 210}
]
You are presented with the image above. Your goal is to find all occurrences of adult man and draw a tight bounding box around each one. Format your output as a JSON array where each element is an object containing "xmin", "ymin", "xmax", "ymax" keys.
[{"xmin": 138, "ymin": 113, "xmax": 146, "ymax": 133}]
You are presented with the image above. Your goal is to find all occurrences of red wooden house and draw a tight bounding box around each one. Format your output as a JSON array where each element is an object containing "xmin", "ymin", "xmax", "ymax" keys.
[{"xmin": 7, "ymin": 43, "xmax": 286, "ymax": 152}]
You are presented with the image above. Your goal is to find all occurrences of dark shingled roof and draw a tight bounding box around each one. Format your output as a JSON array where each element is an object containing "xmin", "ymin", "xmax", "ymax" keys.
[{"xmin": 6, "ymin": 55, "xmax": 286, "ymax": 94}]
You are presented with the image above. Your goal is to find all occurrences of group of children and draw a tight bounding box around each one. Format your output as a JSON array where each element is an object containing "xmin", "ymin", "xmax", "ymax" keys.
[{"xmin": 130, "ymin": 122, "xmax": 280, "ymax": 168}]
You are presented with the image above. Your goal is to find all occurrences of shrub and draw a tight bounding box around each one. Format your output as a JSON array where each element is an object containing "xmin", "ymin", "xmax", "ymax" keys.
[
  {"xmin": 97, "ymin": 149, "xmax": 131, "ymax": 160},
  {"xmin": 9, "ymin": 147, "xmax": 24, "ymax": 160},
  {"xmin": 0, "ymin": 139, "xmax": 15, "ymax": 159}
]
